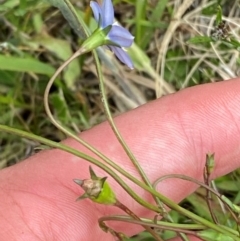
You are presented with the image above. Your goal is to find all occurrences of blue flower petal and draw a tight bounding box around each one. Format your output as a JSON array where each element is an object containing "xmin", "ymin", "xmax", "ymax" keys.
[
  {"xmin": 108, "ymin": 25, "xmax": 134, "ymax": 47},
  {"xmin": 90, "ymin": 0, "xmax": 134, "ymax": 68},
  {"xmin": 90, "ymin": 1, "xmax": 102, "ymax": 24},
  {"xmin": 102, "ymin": 0, "xmax": 114, "ymax": 28},
  {"xmin": 109, "ymin": 46, "xmax": 133, "ymax": 69}
]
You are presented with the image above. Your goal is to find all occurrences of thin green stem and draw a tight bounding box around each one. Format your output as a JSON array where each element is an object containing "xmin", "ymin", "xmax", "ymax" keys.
[
  {"xmin": 99, "ymin": 215, "xmax": 200, "ymax": 235},
  {"xmin": 4, "ymin": 1, "xmax": 240, "ymax": 238},
  {"xmin": 43, "ymin": 46, "xmax": 163, "ymax": 211},
  {"xmin": 50, "ymin": 0, "xmax": 159, "ymax": 209},
  {"xmin": 0, "ymin": 124, "xmax": 158, "ymax": 212},
  {"xmin": 92, "ymin": 50, "xmax": 159, "ymax": 202},
  {"xmin": 29, "ymin": 46, "xmax": 240, "ymax": 240},
  {"xmin": 153, "ymin": 174, "xmax": 239, "ymax": 227},
  {"xmin": 1, "ymin": 124, "xmax": 240, "ymax": 240},
  {"xmin": 42, "ymin": 43, "xmax": 164, "ymax": 214},
  {"xmin": 92, "ymin": 51, "xmax": 188, "ymax": 240},
  {"xmin": 115, "ymin": 199, "xmax": 164, "ymax": 241}
]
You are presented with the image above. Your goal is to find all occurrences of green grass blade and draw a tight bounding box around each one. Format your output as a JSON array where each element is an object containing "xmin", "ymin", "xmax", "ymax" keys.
[
  {"xmin": 45, "ymin": 0, "xmax": 89, "ymax": 39},
  {"xmin": 0, "ymin": 55, "xmax": 55, "ymax": 75}
]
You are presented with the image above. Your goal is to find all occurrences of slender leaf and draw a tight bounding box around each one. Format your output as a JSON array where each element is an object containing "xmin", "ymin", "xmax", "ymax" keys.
[
  {"xmin": 0, "ymin": 55, "xmax": 55, "ymax": 75},
  {"xmin": 188, "ymin": 36, "xmax": 212, "ymax": 44},
  {"xmin": 45, "ymin": 0, "xmax": 89, "ymax": 39},
  {"xmin": 216, "ymin": 5, "xmax": 222, "ymax": 25}
]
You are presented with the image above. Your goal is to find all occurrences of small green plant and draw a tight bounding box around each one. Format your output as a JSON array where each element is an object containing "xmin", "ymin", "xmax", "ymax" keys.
[{"xmin": 0, "ymin": 0, "xmax": 240, "ymax": 240}]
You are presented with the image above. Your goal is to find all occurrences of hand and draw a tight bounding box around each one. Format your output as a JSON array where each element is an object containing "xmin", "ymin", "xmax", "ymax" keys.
[{"xmin": 0, "ymin": 78, "xmax": 240, "ymax": 241}]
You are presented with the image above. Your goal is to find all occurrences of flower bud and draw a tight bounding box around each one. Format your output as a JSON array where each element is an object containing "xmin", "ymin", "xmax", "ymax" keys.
[{"xmin": 205, "ymin": 153, "xmax": 215, "ymax": 177}]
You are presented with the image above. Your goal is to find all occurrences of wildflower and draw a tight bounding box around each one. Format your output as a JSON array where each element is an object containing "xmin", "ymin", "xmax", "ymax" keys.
[{"xmin": 89, "ymin": 0, "xmax": 134, "ymax": 68}]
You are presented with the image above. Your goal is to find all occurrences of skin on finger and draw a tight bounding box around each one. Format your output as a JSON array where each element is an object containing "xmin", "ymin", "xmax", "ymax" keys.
[{"xmin": 0, "ymin": 78, "xmax": 240, "ymax": 240}]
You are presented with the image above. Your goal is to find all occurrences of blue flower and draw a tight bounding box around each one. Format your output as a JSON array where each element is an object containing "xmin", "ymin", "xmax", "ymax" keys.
[{"xmin": 90, "ymin": 0, "xmax": 134, "ymax": 69}]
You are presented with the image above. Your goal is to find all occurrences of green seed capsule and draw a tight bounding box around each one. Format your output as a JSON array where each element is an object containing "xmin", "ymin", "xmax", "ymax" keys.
[{"xmin": 74, "ymin": 166, "xmax": 117, "ymax": 205}]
